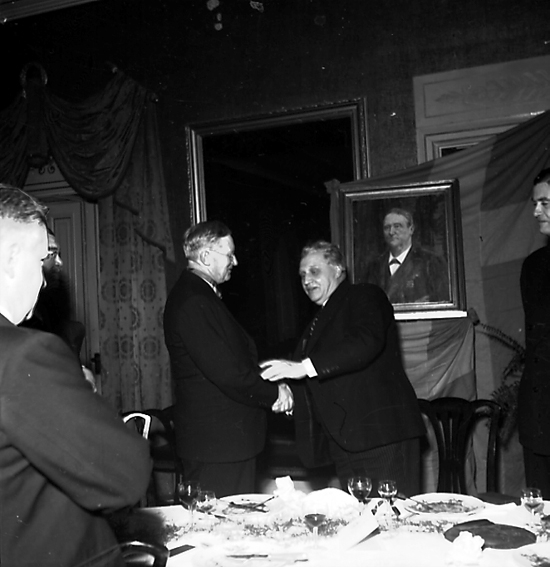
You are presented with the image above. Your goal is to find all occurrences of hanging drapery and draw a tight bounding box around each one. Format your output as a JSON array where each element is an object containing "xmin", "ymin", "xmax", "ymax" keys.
[
  {"xmin": 400, "ymin": 317, "xmax": 475, "ymax": 400},
  {"xmin": 97, "ymin": 103, "xmax": 174, "ymax": 412},
  {"xmin": 0, "ymin": 69, "xmax": 175, "ymax": 413},
  {"xmin": 44, "ymin": 71, "xmax": 147, "ymax": 200},
  {"xmin": 0, "ymin": 95, "xmax": 31, "ymax": 187}
]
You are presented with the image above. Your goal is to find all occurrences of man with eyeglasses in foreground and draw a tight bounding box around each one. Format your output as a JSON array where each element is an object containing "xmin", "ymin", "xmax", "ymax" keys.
[
  {"xmin": 21, "ymin": 226, "xmax": 87, "ymax": 358},
  {"xmin": 164, "ymin": 220, "xmax": 293, "ymax": 497},
  {"xmin": 0, "ymin": 185, "xmax": 152, "ymax": 567}
]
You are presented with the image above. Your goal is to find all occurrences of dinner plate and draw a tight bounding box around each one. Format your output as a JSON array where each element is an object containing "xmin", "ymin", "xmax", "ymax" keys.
[
  {"xmin": 403, "ymin": 493, "xmax": 485, "ymax": 516},
  {"xmin": 444, "ymin": 519, "xmax": 537, "ymax": 550}
]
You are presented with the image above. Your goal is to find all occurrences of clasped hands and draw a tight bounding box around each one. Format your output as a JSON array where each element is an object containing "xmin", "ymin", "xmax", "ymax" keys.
[
  {"xmin": 261, "ymin": 359, "xmax": 307, "ymax": 382},
  {"xmin": 271, "ymin": 382, "xmax": 294, "ymax": 415},
  {"xmin": 264, "ymin": 360, "xmax": 307, "ymax": 416}
]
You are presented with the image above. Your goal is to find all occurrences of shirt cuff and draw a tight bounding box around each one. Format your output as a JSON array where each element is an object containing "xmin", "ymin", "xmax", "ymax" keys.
[{"xmin": 302, "ymin": 358, "xmax": 318, "ymax": 378}]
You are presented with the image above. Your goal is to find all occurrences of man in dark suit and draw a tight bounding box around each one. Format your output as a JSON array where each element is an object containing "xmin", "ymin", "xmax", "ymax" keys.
[
  {"xmin": 0, "ymin": 185, "xmax": 152, "ymax": 567},
  {"xmin": 261, "ymin": 240, "xmax": 425, "ymax": 495},
  {"xmin": 365, "ymin": 208, "xmax": 449, "ymax": 304},
  {"xmin": 163, "ymin": 220, "xmax": 293, "ymax": 497},
  {"xmin": 518, "ymin": 167, "xmax": 550, "ymax": 498}
]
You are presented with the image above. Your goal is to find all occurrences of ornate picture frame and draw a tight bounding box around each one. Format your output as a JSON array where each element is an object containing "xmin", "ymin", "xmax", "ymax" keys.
[{"xmin": 335, "ymin": 179, "xmax": 466, "ymax": 319}]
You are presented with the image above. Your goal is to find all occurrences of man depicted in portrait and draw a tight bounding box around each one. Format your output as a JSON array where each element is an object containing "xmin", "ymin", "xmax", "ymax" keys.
[{"xmin": 364, "ymin": 207, "xmax": 449, "ymax": 304}]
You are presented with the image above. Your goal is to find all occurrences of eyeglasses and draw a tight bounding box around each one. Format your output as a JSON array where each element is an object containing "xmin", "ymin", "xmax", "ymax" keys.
[
  {"xmin": 207, "ymin": 248, "xmax": 236, "ymax": 263},
  {"xmin": 44, "ymin": 246, "xmax": 62, "ymax": 265}
]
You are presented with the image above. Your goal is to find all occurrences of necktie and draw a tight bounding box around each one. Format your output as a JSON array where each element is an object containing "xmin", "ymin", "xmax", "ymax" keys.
[
  {"xmin": 301, "ymin": 312, "xmax": 320, "ymax": 357},
  {"xmin": 389, "ymin": 258, "xmax": 401, "ymax": 276}
]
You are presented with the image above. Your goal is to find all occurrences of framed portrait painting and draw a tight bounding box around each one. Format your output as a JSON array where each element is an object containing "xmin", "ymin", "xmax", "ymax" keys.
[{"xmin": 334, "ymin": 179, "xmax": 466, "ymax": 319}]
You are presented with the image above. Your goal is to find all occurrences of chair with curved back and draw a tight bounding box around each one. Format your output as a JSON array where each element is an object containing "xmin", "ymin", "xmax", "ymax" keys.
[
  {"xmin": 418, "ymin": 397, "xmax": 502, "ymax": 495},
  {"xmin": 143, "ymin": 406, "xmax": 184, "ymax": 506},
  {"xmin": 122, "ymin": 413, "xmax": 152, "ymax": 439},
  {"xmin": 121, "ymin": 406, "xmax": 183, "ymax": 506}
]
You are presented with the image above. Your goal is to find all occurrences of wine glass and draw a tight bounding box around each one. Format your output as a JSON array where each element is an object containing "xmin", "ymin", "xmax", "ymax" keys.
[
  {"xmin": 304, "ymin": 513, "xmax": 327, "ymax": 542},
  {"xmin": 378, "ymin": 479, "xmax": 398, "ymax": 515},
  {"xmin": 347, "ymin": 476, "xmax": 372, "ymax": 508},
  {"xmin": 521, "ymin": 487, "xmax": 544, "ymax": 523},
  {"xmin": 177, "ymin": 480, "xmax": 201, "ymax": 527},
  {"xmin": 196, "ymin": 490, "xmax": 216, "ymax": 513},
  {"xmin": 378, "ymin": 479, "xmax": 397, "ymax": 503}
]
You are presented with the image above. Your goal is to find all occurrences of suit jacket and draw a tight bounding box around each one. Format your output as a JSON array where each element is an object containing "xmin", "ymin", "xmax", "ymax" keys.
[
  {"xmin": 292, "ymin": 280, "xmax": 425, "ymax": 467},
  {"xmin": 518, "ymin": 244, "xmax": 550, "ymax": 454},
  {"xmin": 365, "ymin": 246, "xmax": 449, "ymax": 304},
  {"xmin": 163, "ymin": 270, "xmax": 279, "ymax": 463},
  {"xmin": 0, "ymin": 314, "xmax": 152, "ymax": 567}
]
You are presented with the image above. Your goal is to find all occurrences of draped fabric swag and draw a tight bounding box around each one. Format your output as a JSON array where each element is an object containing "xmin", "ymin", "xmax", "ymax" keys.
[{"xmin": 0, "ymin": 70, "xmax": 175, "ymax": 413}]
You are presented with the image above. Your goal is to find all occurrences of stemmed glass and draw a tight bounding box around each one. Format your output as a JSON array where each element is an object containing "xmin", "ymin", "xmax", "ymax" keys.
[
  {"xmin": 196, "ymin": 490, "xmax": 216, "ymax": 513},
  {"xmin": 378, "ymin": 479, "xmax": 398, "ymax": 513},
  {"xmin": 304, "ymin": 513, "xmax": 327, "ymax": 542},
  {"xmin": 347, "ymin": 476, "xmax": 372, "ymax": 509},
  {"xmin": 177, "ymin": 480, "xmax": 201, "ymax": 528},
  {"xmin": 521, "ymin": 487, "xmax": 544, "ymax": 524},
  {"xmin": 304, "ymin": 500, "xmax": 327, "ymax": 545}
]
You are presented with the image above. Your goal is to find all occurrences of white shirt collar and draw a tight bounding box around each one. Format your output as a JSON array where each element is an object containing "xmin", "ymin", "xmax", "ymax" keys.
[{"xmin": 389, "ymin": 245, "xmax": 412, "ymax": 265}]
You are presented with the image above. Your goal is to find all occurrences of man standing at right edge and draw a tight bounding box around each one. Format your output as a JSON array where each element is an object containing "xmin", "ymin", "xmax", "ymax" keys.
[{"xmin": 519, "ymin": 167, "xmax": 550, "ymax": 498}]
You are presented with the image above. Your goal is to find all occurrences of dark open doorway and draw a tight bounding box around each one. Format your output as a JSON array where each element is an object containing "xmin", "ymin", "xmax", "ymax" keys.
[{"xmin": 187, "ymin": 100, "xmax": 369, "ymax": 359}]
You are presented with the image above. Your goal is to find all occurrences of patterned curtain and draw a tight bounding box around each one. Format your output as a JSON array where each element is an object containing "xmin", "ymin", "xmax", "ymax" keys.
[
  {"xmin": 0, "ymin": 69, "xmax": 175, "ymax": 413},
  {"xmin": 97, "ymin": 103, "xmax": 174, "ymax": 412},
  {"xmin": 98, "ymin": 196, "xmax": 173, "ymax": 412}
]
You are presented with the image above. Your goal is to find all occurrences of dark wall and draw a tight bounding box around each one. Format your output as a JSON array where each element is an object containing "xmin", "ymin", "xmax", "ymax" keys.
[{"xmin": 2, "ymin": 0, "xmax": 549, "ymax": 275}]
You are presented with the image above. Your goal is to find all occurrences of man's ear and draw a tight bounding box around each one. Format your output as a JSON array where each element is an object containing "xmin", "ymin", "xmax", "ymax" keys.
[
  {"xmin": 2, "ymin": 242, "xmax": 19, "ymax": 279},
  {"xmin": 198, "ymin": 249, "xmax": 210, "ymax": 266}
]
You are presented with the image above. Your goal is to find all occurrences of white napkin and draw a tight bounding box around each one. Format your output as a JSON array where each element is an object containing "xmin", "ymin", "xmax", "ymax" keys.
[{"xmin": 325, "ymin": 512, "xmax": 379, "ymax": 550}]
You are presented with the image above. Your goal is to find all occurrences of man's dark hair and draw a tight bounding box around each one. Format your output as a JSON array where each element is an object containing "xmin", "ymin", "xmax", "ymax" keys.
[
  {"xmin": 301, "ymin": 240, "xmax": 347, "ymax": 273},
  {"xmin": 0, "ymin": 184, "xmax": 48, "ymax": 225},
  {"xmin": 534, "ymin": 168, "xmax": 550, "ymax": 186},
  {"xmin": 183, "ymin": 220, "xmax": 231, "ymax": 260}
]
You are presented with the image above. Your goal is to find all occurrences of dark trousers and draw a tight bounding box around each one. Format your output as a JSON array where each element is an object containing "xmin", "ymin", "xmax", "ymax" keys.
[
  {"xmin": 523, "ymin": 445, "xmax": 550, "ymax": 499},
  {"xmin": 181, "ymin": 457, "xmax": 256, "ymax": 498},
  {"xmin": 327, "ymin": 436, "xmax": 421, "ymax": 497}
]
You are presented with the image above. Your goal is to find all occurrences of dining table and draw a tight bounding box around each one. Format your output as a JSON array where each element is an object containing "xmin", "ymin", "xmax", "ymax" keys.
[{"xmin": 111, "ymin": 483, "xmax": 550, "ymax": 567}]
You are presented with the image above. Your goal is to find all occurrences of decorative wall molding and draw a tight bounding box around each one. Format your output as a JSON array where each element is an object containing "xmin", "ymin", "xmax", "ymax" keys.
[
  {"xmin": 24, "ymin": 160, "xmax": 73, "ymax": 198},
  {"xmin": 414, "ymin": 55, "xmax": 550, "ymax": 162}
]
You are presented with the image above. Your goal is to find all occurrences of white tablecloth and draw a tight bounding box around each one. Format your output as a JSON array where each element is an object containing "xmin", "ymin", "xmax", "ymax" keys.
[{"xmin": 145, "ymin": 497, "xmax": 549, "ymax": 567}]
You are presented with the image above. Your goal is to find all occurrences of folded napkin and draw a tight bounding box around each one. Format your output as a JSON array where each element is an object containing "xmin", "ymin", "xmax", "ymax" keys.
[{"xmin": 325, "ymin": 512, "xmax": 379, "ymax": 550}]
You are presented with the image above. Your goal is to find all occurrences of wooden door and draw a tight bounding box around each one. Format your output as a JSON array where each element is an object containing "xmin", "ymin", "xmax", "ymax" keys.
[{"xmin": 46, "ymin": 197, "xmax": 101, "ymax": 371}]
